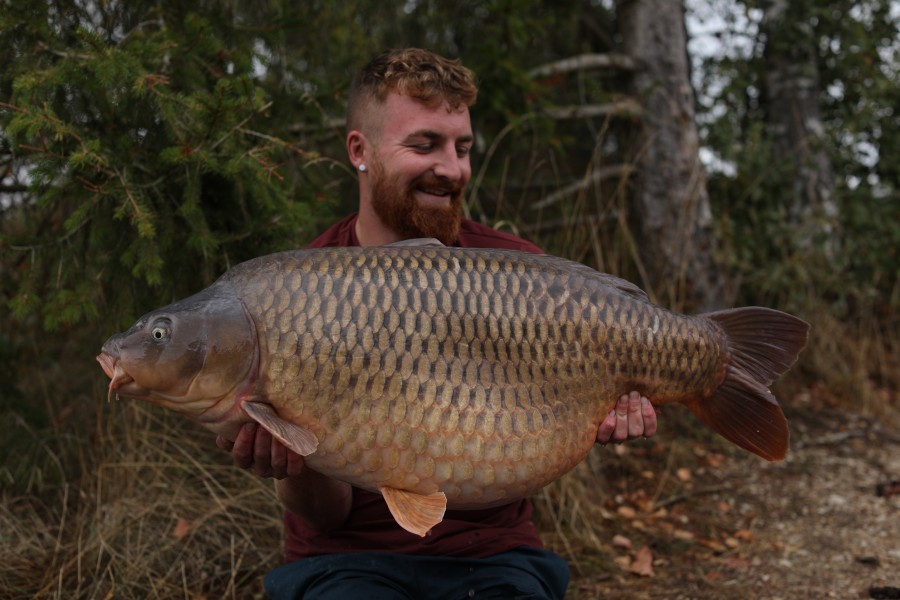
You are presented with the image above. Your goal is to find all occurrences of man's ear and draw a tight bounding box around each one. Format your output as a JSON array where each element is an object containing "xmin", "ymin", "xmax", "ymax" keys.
[{"xmin": 347, "ymin": 130, "xmax": 368, "ymax": 170}]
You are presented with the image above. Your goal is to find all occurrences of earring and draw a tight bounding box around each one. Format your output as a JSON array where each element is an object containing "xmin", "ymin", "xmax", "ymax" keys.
[{"xmin": 358, "ymin": 164, "xmax": 367, "ymax": 172}]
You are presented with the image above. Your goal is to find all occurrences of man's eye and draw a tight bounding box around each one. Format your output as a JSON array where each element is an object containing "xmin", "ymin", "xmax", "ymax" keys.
[
  {"xmin": 457, "ymin": 146, "xmax": 471, "ymax": 157},
  {"xmin": 413, "ymin": 144, "xmax": 434, "ymax": 152}
]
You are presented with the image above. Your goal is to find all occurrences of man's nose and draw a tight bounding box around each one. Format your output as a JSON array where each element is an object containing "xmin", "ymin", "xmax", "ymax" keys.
[{"xmin": 432, "ymin": 148, "xmax": 466, "ymax": 181}]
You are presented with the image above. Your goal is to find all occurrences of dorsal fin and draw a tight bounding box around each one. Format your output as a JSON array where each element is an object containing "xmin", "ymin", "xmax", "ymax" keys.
[
  {"xmin": 591, "ymin": 271, "xmax": 650, "ymax": 302},
  {"xmin": 537, "ymin": 255, "xmax": 651, "ymax": 302}
]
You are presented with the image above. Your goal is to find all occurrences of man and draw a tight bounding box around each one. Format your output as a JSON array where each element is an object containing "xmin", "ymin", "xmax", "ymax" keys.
[{"xmin": 219, "ymin": 48, "xmax": 657, "ymax": 599}]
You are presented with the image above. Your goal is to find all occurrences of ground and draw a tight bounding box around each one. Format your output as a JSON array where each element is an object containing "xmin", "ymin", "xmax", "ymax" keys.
[{"xmin": 561, "ymin": 401, "xmax": 900, "ymax": 600}]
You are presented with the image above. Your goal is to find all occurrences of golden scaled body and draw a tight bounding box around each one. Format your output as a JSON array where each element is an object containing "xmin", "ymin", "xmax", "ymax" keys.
[{"xmin": 232, "ymin": 245, "xmax": 724, "ymax": 507}]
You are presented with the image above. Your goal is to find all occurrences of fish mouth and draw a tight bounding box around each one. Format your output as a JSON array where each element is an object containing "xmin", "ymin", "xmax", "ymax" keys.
[{"xmin": 96, "ymin": 352, "xmax": 141, "ymax": 402}]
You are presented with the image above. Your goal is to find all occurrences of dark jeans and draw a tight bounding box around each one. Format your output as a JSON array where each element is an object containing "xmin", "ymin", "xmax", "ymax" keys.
[{"xmin": 264, "ymin": 546, "xmax": 570, "ymax": 600}]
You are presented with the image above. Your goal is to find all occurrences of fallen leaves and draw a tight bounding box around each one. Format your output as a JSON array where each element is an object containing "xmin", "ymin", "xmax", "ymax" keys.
[
  {"xmin": 605, "ymin": 446, "xmax": 760, "ymax": 581},
  {"xmin": 614, "ymin": 545, "xmax": 655, "ymax": 577},
  {"xmin": 172, "ymin": 517, "xmax": 192, "ymax": 540},
  {"xmin": 629, "ymin": 546, "xmax": 655, "ymax": 577}
]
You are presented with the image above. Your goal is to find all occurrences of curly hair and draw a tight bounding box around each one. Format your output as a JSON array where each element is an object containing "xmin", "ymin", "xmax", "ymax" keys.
[{"xmin": 347, "ymin": 48, "xmax": 478, "ymax": 134}]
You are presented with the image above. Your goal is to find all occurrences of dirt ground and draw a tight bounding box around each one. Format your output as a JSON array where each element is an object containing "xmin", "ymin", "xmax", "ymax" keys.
[{"xmin": 569, "ymin": 402, "xmax": 900, "ymax": 600}]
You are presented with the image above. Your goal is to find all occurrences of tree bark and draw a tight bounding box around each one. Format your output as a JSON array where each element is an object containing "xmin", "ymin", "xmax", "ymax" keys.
[
  {"xmin": 762, "ymin": 0, "xmax": 838, "ymax": 246},
  {"xmin": 617, "ymin": 0, "xmax": 723, "ymax": 311}
]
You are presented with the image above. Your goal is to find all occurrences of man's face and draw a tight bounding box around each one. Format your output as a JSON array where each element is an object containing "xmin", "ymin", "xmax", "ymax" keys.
[{"xmin": 366, "ymin": 93, "xmax": 474, "ymax": 245}]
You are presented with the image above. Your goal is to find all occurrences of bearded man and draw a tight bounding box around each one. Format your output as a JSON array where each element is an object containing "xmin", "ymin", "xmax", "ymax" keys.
[{"xmin": 219, "ymin": 48, "xmax": 657, "ymax": 600}]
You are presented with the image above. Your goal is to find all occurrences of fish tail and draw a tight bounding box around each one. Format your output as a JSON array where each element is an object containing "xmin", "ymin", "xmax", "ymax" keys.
[{"xmin": 687, "ymin": 307, "xmax": 810, "ymax": 461}]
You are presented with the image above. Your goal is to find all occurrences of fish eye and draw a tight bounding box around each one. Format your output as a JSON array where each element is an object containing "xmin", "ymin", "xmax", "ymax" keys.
[{"xmin": 150, "ymin": 319, "xmax": 171, "ymax": 342}]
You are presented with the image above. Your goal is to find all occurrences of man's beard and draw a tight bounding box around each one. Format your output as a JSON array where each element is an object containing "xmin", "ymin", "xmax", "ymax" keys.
[{"xmin": 369, "ymin": 160, "xmax": 463, "ymax": 246}]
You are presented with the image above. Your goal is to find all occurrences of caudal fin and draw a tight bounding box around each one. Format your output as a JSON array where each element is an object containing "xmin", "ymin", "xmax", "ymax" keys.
[{"xmin": 688, "ymin": 307, "xmax": 809, "ymax": 461}]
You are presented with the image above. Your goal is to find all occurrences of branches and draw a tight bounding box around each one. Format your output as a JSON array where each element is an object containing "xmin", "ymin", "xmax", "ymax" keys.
[{"xmin": 528, "ymin": 53, "xmax": 636, "ymax": 78}]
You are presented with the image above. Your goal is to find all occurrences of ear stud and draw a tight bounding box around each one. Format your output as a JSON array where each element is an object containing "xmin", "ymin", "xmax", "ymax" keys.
[{"xmin": 358, "ymin": 164, "xmax": 367, "ymax": 172}]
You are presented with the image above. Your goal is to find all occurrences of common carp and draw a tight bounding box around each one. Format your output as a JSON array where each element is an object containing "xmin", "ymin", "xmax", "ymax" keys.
[{"xmin": 97, "ymin": 239, "xmax": 809, "ymax": 536}]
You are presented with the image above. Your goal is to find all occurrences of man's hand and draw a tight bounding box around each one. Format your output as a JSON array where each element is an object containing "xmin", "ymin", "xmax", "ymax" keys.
[
  {"xmin": 596, "ymin": 391, "xmax": 658, "ymax": 444},
  {"xmin": 216, "ymin": 423, "xmax": 305, "ymax": 480},
  {"xmin": 217, "ymin": 423, "xmax": 353, "ymax": 530}
]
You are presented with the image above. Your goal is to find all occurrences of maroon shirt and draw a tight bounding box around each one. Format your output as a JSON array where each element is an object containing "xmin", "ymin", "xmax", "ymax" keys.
[{"xmin": 282, "ymin": 213, "xmax": 545, "ymax": 561}]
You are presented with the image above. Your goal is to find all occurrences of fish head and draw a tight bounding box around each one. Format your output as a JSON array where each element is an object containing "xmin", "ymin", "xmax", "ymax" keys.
[{"xmin": 96, "ymin": 286, "xmax": 258, "ymax": 423}]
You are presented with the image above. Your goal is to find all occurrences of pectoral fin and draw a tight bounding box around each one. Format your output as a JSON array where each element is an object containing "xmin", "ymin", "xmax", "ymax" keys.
[
  {"xmin": 243, "ymin": 401, "xmax": 319, "ymax": 456},
  {"xmin": 380, "ymin": 486, "xmax": 447, "ymax": 537}
]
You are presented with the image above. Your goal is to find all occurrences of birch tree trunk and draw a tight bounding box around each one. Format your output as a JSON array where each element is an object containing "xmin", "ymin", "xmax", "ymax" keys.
[
  {"xmin": 762, "ymin": 0, "xmax": 838, "ymax": 249},
  {"xmin": 617, "ymin": 0, "xmax": 723, "ymax": 311}
]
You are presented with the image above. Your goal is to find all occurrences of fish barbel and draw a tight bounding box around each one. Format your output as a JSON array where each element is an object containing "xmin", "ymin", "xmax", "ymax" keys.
[{"xmin": 97, "ymin": 239, "xmax": 809, "ymax": 536}]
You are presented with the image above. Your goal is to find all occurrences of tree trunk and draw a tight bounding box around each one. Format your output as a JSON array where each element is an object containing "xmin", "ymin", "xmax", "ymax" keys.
[
  {"xmin": 617, "ymin": 0, "xmax": 723, "ymax": 312},
  {"xmin": 761, "ymin": 0, "xmax": 838, "ymax": 248}
]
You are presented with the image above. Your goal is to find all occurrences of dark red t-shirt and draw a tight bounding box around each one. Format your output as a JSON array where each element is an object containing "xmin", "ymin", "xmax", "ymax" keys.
[{"xmin": 282, "ymin": 213, "xmax": 545, "ymax": 561}]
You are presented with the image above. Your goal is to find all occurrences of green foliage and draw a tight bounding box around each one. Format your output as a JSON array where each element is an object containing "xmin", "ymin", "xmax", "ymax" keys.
[
  {"xmin": 0, "ymin": 3, "xmax": 323, "ymax": 336},
  {"xmin": 0, "ymin": 0, "xmax": 631, "ymax": 436},
  {"xmin": 695, "ymin": 0, "xmax": 899, "ymax": 316}
]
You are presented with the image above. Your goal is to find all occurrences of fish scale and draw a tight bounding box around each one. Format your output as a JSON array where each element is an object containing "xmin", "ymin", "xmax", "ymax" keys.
[
  {"xmin": 238, "ymin": 247, "xmax": 709, "ymax": 502},
  {"xmin": 98, "ymin": 240, "xmax": 809, "ymax": 536}
]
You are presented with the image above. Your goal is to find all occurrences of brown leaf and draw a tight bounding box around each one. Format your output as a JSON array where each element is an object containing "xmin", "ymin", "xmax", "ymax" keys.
[
  {"xmin": 676, "ymin": 468, "xmax": 692, "ymax": 482},
  {"xmin": 635, "ymin": 497, "xmax": 655, "ymax": 513},
  {"xmin": 648, "ymin": 507, "xmax": 668, "ymax": 521},
  {"xmin": 734, "ymin": 529, "xmax": 754, "ymax": 541},
  {"xmin": 172, "ymin": 517, "xmax": 192, "ymax": 540},
  {"xmin": 705, "ymin": 453, "xmax": 726, "ymax": 468},
  {"xmin": 612, "ymin": 534, "xmax": 633, "ymax": 549},
  {"xmin": 629, "ymin": 546, "xmax": 655, "ymax": 577},
  {"xmin": 699, "ymin": 538, "xmax": 727, "ymax": 552}
]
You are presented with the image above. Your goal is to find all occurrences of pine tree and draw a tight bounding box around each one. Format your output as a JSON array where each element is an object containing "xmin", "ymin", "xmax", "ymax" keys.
[{"xmin": 0, "ymin": 2, "xmax": 321, "ymax": 333}]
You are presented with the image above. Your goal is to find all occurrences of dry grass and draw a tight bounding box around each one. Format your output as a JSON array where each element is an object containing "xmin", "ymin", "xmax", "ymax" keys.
[{"xmin": 1, "ymin": 395, "xmax": 284, "ymax": 599}]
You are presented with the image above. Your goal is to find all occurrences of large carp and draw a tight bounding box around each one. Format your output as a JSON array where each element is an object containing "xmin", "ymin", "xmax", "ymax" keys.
[{"xmin": 97, "ymin": 239, "xmax": 809, "ymax": 536}]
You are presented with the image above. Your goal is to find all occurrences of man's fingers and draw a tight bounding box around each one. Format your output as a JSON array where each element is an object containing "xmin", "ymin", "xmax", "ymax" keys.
[
  {"xmin": 613, "ymin": 393, "xmax": 631, "ymax": 441},
  {"xmin": 627, "ymin": 391, "xmax": 645, "ymax": 438},
  {"xmin": 285, "ymin": 450, "xmax": 306, "ymax": 478},
  {"xmin": 597, "ymin": 392, "xmax": 657, "ymax": 444},
  {"xmin": 231, "ymin": 423, "xmax": 257, "ymax": 470},
  {"xmin": 270, "ymin": 436, "xmax": 288, "ymax": 480},
  {"xmin": 253, "ymin": 426, "xmax": 274, "ymax": 477},
  {"xmin": 597, "ymin": 410, "xmax": 617, "ymax": 443},
  {"xmin": 221, "ymin": 422, "xmax": 303, "ymax": 480},
  {"xmin": 641, "ymin": 396, "xmax": 658, "ymax": 438}
]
